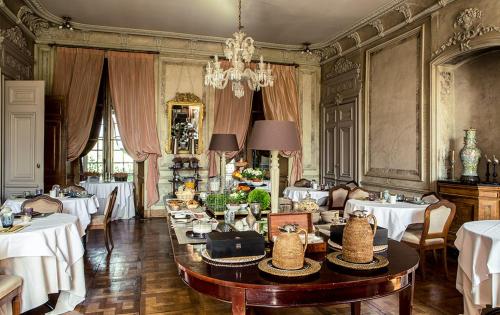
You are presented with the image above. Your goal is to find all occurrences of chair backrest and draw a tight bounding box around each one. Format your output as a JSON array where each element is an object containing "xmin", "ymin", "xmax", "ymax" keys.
[
  {"xmin": 65, "ymin": 185, "xmax": 86, "ymax": 193},
  {"xmin": 345, "ymin": 180, "xmax": 359, "ymax": 190},
  {"xmin": 348, "ymin": 187, "xmax": 370, "ymax": 200},
  {"xmin": 421, "ymin": 199, "xmax": 456, "ymax": 243},
  {"xmin": 328, "ymin": 185, "xmax": 350, "ymax": 210},
  {"xmin": 294, "ymin": 178, "xmax": 311, "ymax": 188},
  {"xmin": 21, "ymin": 195, "xmax": 63, "ymax": 214},
  {"xmin": 103, "ymin": 187, "xmax": 118, "ymax": 223},
  {"xmin": 421, "ymin": 192, "xmax": 441, "ymax": 204}
]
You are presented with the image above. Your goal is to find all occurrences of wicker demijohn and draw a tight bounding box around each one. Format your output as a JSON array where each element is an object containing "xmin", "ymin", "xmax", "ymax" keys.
[
  {"xmin": 272, "ymin": 224, "xmax": 308, "ymax": 270},
  {"xmin": 342, "ymin": 210, "xmax": 377, "ymax": 264}
]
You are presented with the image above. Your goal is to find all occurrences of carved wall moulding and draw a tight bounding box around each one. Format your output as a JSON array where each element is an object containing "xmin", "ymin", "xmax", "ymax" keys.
[
  {"xmin": 439, "ymin": 71, "xmax": 453, "ymax": 105},
  {"xmin": 0, "ymin": 26, "xmax": 32, "ymax": 57},
  {"xmin": 433, "ymin": 8, "xmax": 500, "ymax": 57},
  {"xmin": 313, "ymin": 42, "xmax": 342, "ymax": 61},
  {"xmin": 395, "ymin": 3, "xmax": 412, "ymax": 24},
  {"xmin": 369, "ymin": 19, "xmax": 385, "ymax": 37},
  {"xmin": 17, "ymin": 6, "xmax": 49, "ymax": 36},
  {"xmin": 173, "ymin": 92, "xmax": 202, "ymax": 103},
  {"xmin": 348, "ymin": 32, "xmax": 361, "ymax": 48},
  {"xmin": 333, "ymin": 57, "xmax": 360, "ymax": 76}
]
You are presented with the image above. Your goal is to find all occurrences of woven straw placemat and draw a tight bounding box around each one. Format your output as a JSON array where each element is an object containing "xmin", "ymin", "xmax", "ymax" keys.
[
  {"xmin": 326, "ymin": 252, "xmax": 389, "ymax": 270},
  {"xmin": 258, "ymin": 258, "xmax": 321, "ymax": 277}
]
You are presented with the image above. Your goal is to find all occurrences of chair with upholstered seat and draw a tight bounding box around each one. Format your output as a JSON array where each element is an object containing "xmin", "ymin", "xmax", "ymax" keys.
[
  {"xmin": 87, "ymin": 187, "xmax": 118, "ymax": 253},
  {"xmin": 401, "ymin": 199, "xmax": 456, "ymax": 279},
  {"xmin": 0, "ymin": 275, "xmax": 22, "ymax": 315},
  {"xmin": 21, "ymin": 195, "xmax": 63, "ymax": 214},
  {"xmin": 64, "ymin": 184, "xmax": 86, "ymax": 193},
  {"xmin": 421, "ymin": 192, "xmax": 441, "ymax": 204},
  {"xmin": 347, "ymin": 187, "xmax": 370, "ymax": 200},
  {"xmin": 327, "ymin": 185, "xmax": 350, "ymax": 211}
]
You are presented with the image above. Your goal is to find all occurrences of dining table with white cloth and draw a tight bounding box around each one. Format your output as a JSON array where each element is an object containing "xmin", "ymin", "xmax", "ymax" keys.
[
  {"xmin": 455, "ymin": 220, "xmax": 500, "ymax": 315},
  {"xmin": 81, "ymin": 181, "xmax": 135, "ymax": 220},
  {"xmin": 2, "ymin": 195, "xmax": 99, "ymax": 231},
  {"xmin": 344, "ymin": 199, "xmax": 428, "ymax": 241},
  {"xmin": 283, "ymin": 187, "xmax": 329, "ymax": 206},
  {"xmin": 0, "ymin": 213, "xmax": 86, "ymax": 314}
]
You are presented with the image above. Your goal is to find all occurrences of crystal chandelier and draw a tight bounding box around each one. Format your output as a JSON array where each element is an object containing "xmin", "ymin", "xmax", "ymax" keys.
[{"xmin": 204, "ymin": 0, "xmax": 274, "ymax": 98}]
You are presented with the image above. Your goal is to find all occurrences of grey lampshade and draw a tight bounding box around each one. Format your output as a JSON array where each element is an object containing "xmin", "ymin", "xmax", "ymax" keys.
[
  {"xmin": 209, "ymin": 133, "xmax": 239, "ymax": 151},
  {"xmin": 247, "ymin": 120, "xmax": 300, "ymax": 151}
]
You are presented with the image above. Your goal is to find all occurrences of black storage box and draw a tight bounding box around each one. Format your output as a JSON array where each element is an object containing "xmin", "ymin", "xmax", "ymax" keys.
[
  {"xmin": 330, "ymin": 224, "xmax": 388, "ymax": 246},
  {"xmin": 206, "ymin": 231, "xmax": 265, "ymax": 258}
]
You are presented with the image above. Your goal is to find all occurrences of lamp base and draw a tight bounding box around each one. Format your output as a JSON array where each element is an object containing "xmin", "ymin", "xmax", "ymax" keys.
[{"xmin": 270, "ymin": 150, "xmax": 280, "ymax": 213}]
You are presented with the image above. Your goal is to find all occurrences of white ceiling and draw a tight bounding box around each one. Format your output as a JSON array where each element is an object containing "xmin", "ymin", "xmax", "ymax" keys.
[{"xmin": 36, "ymin": 0, "xmax": 398, "ymax": 46}]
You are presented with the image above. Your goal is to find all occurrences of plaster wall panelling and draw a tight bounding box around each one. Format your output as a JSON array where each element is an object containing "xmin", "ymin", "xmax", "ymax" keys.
[
  {"xmin": 34, "ymin": 44, "xmax": 54, "ymax": 91},
  {"xmin": 363, "ymin": 25, "xmax": 425, "ymax": 188},
  {"xmin": 429, "ymin": 1, "xmax": 500, "ymax": 187},
  {"xmin": 298, "ymin": 65, "xmax": 321, "ymax": 181},
  {"xmin": 149, "ymin": 55, "xmax": 212, "ymax": 215}
]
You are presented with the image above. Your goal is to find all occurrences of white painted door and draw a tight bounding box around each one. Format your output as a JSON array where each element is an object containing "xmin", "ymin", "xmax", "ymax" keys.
[{"xmin": 3, "ymin": 81, "xmax": 45, "ymax": 198}]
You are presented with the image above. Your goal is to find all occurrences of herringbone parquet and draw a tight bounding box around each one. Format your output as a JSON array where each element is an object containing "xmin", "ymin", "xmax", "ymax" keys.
[{"xmin": 25, "ymin": 218, "xmax": 465, "ymax": 315}]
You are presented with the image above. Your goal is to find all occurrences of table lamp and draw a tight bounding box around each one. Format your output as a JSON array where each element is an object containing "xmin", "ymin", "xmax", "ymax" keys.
[
  {"xmin": 247, "ymin": 120, "xmax": 300, "ymax": 213},
  {"xmin": 209, "ymin": 133, "xmax": 239, "ymax": 192}
]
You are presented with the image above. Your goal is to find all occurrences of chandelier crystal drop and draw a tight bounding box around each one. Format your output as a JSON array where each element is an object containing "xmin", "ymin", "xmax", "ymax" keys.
[{"xmin": 204, "ymin": 0, "xmax": 274, "ymax": 98}]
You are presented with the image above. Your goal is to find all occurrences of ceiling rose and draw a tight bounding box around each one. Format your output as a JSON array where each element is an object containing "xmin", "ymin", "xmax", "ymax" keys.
[{"xmin": 204, "ymin": 0, "xmax": 274, "ymax": 98}]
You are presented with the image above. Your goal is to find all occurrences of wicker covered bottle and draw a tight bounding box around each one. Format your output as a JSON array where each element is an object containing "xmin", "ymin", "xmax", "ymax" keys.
[{"xmin": 342, "ymin": 210, "xmax": 377, "ymax": 263}]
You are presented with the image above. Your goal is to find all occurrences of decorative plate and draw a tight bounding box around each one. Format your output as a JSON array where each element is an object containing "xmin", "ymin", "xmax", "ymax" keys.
[
  {"xmin": 327, "ymin": 252, "xmax": 389, "ymax": 271},
  {"xmin": 327, "ymin": 239, "xmax": 388, "ymax": 253},
  {"xmin": 258, "ymin": 258, "xmax": 321, "ymax": 278},
  {"xmin": 201, "ymin": 249, "xmax": 266, "ymax": 265}
]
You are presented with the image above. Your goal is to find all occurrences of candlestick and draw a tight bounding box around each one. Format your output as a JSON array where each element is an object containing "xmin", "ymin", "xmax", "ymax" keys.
[{"xmin": 485, "ymin": 154, "xmax": 491, "ymax": 182}]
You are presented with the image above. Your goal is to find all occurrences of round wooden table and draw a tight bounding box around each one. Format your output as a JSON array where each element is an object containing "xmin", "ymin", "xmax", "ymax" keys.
[{"xmin": 171, "ymin": 227, "xmax": 419, "ymax": 315}]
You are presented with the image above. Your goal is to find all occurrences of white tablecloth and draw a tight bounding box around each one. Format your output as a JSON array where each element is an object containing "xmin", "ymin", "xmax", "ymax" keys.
[
  {"xmin": 2, "ymin": 195, "xmax": 99, "ymax": 231},
  {"xmin": 81, "ymin": 181, "xmax": 135, "ymax": 220},
  {"xmin": 344, "ymin": 199, "xmax": 428, "ymax": 241},
  {"xmin": 455, "ymin": 220, "xmax": 500, "ymax": 314},
  {"xmin": 0, "ymin": 213, "xmax": 86, "ymax": 314},
  {"xmin": 283, "ymin": 187, "xmax": 329, "ymax": 206}
]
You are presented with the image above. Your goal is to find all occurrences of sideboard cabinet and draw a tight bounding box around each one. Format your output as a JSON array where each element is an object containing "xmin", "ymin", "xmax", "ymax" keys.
[{"xmin": 437, "ymin": 180, "xmax": 500, "ymax": 244}]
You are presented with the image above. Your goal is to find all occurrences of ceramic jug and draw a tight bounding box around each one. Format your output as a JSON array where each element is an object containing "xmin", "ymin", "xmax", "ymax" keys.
[
  {"xmin": 342, "ymin": 210, "xmax": 377, "ymax": 264},
  {"xmin": 272, "ymin": 224, "xmax": 308, "ymax": 270}
]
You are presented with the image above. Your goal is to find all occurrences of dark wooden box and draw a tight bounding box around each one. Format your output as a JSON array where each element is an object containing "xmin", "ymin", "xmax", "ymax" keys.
[
  {"xmin": 267, "ymin": 212, "xmax": 313, "ymax": 242},
  {"xmin": 206, "ymin": 231, "xmax": 265, "ymax": 258}
]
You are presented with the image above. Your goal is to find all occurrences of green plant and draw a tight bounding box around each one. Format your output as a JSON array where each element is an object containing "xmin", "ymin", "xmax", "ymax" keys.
[
  {"xmin": 247, "ymin": 189, "xmax": 271, "ymax": 210},
  {"xmin": 206, "ymin": 193, "xmax": 227, "ymax": 211}
]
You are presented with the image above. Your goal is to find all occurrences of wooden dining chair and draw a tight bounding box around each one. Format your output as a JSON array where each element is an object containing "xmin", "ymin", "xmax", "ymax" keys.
[
  {"xmin": 345, "ymin": 180, "xmax": 359, "ymax": 190},
  {"xmin": 0, "ymin": 275, "xmax": 22, "ymax": 315},
  {"xmin": 421, "ymin": 192, "xmax": 441, "ymax": 204},
  {"xmin": 347, "ymin": 187, "xmax": 370, "ymax": 200},
  {"xmin": 21, "ymin": 195, "xmax": 63, "ymax": 214},
  {"xmin": 64, "ymin": 184, "xmax": 86, "ymax": 193},
  {"xmin": 87, "ymin": 187, "xmax": 118, "ymax": 253},
  {"xmin": 401, "ymin": 199, "xmax": 456, "ymax": 280},
  {"xmin": 327, "ymin": 185, "xmax": 350, "ymax": 211}
]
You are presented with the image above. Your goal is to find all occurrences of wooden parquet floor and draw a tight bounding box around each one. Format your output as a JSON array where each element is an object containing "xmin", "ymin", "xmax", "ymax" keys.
[{"xmin": 25, "ymin": 218, "xmax": 465, "ymax": 315}]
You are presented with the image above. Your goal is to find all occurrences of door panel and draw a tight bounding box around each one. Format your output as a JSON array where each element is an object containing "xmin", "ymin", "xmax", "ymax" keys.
[
  {"xmin": 325, "ymin": 126, "xmax": 336, "ymax": 177},
  {"xmin": 44, "ymin": 96, "xmax": 66, "ymax": 191},
  {"xmin": 4, "ymin": 81, "xmax": 45, "ymax": 196},
  {"xmin": 338, "ymin": 123, "xmax": 354, "ymax": 180}
]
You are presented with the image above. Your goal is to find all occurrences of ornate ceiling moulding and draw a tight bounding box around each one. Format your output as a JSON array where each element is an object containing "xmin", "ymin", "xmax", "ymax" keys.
[
  {"xmin": 433, "ymin": 8, "xmax": 500, "ymax": 57},
  {"xmin": 348, "ymin": 32, "xmax": 361, "ymax": 48},
  {"xmin": 369, "ymin": 19, "xmax": 385, "ymax": 37},
  {"xmin": 395, "ymin": 3, "xmax": 412, "ymax": 24},
  {"xmin": 17, "ymin": 6, "xmax": 49, "ymax": 36},
  {"xmin": 313, "ymin": 42, "xmax": 342, "ymax": 60},
  {"xmin": 333, "ymin": 57, "xmax": 360, "ymax": 75}
]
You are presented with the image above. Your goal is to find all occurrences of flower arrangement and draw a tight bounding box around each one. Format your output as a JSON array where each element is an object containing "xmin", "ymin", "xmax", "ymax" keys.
[
  {"xmin": 227, "ymin": 190, "xmax": 248, "ymax": 205},
  {"xmin": 241, "ymin": 168, "xmax": 264, "ymax": 181},
  {"xmin": 247, "ymin": 189, "xmax": 271, "ymax": 210}
]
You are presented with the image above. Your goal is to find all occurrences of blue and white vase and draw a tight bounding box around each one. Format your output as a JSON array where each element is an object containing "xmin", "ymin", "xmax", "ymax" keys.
[{"xmin": 460, "ymin": 128, "xmax": 481, "ymax": 183}]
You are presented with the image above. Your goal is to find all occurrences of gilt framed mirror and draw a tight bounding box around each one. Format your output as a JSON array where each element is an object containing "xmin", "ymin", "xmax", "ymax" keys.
[{"xmin": 166, "ymin": 93, "xmax": 204, "ymax": 154}]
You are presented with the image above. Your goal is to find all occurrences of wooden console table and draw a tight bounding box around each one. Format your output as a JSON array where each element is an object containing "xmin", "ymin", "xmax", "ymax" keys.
[
  {"xmin": 437, "ymin": 180, "xmax": 500, "ymax": 245},
  {"xmin": 169, "ymin": 218, "xmax": 419, "ymax": 314}
]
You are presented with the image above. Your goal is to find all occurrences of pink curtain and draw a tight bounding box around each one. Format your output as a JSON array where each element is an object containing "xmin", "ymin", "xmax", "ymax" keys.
[
  {"xmin": 262, "ymin": 64, "xmax": 303, "ymax": 185},
  {"xmin": 52, "ymin": 47, "xmax": 105, "ymax": 161},
  {"xmin": 107, "ymin": 51, "xmax": 162, "ymax": 207},
  {"xmin": 208, "ymin": 61, "xmax": 253, "ymax": 177}
]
